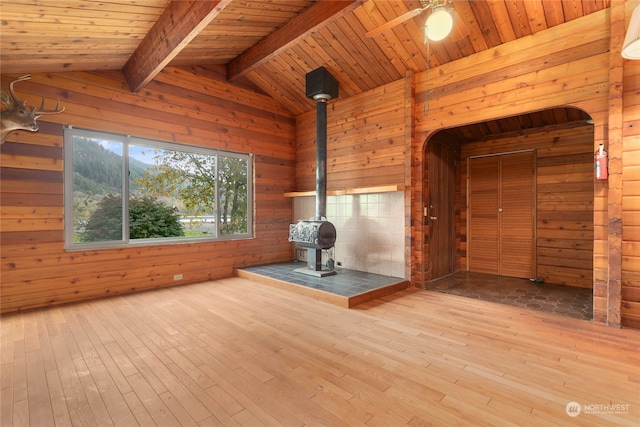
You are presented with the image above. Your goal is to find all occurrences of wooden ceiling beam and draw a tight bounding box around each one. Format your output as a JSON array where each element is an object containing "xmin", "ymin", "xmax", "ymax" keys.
[
  {"xmin": 227, "ymin": 0, "xmax": 363, "ymax": 82},
  {"xmin": 123, "ymin": 0, "xmax": 232, "ymax": 92}
]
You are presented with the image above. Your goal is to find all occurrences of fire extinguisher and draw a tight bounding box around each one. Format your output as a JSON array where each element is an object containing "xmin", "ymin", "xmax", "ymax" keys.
[{"xmin": 595, "ymin": 144, "xmax": 608, "ymax": 180}]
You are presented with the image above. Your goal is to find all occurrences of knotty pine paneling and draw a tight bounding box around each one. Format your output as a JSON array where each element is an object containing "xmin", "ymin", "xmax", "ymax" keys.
[
  {"xmin": 0, "ymin": 67, "xmax": 296, "ymax": 313},
  {"xmin": 295, "ymin": 79, "xmax": 407, "ymax": 191},
  {"xmin": 412, "ymin": 10, "xmax": 625, "ymax": 325},
  {"xmin": 622, "ymin": 42, "xmax": 640, "ymax": 328}
]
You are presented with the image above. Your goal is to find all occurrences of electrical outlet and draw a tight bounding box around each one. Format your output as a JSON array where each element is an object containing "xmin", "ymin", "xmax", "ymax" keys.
[{"xmin": 173, "ymin": 274, "xmax": 183, "ymax": 281}]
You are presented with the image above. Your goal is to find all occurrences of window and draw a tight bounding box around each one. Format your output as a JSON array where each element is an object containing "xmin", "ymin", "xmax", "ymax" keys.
[{"xmin": 64, "ymin": 127, "xmax": 253, "ymax": 249}]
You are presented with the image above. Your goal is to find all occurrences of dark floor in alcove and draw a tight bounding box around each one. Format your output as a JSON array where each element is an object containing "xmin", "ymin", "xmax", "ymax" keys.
[{"xmin": 427, "ymin": 271, "xmax": 593, "ymax": 321}]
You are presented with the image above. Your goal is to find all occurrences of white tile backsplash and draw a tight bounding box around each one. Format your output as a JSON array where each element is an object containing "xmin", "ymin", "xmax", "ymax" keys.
[{"xmin": 292, "ymin": 192, "xmax": 405, "ymax": 278}]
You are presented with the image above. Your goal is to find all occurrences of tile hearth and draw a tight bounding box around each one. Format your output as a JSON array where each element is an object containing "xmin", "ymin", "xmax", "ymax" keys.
[{"xmin": 237, "ymin": 261, "xmax": 408, "ymax": 308}]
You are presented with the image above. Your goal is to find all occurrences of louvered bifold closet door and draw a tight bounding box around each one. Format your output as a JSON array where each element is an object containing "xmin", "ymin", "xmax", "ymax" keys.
[
  {"xmin": 468, "ymin": 152, "xmax": 535, "ymax": 278},
  {"xmin": 468, "ymin": 156, "xmax": 500, "ymax": 274},
  {"xmin": 500, "ymin": 152, "xmax": 535, "ymax": 278}
]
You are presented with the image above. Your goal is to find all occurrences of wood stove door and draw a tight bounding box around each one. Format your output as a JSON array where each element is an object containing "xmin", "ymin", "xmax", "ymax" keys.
[{"xmin": 427, "ymin": 141, "xmax": 458, "ymax": 281}]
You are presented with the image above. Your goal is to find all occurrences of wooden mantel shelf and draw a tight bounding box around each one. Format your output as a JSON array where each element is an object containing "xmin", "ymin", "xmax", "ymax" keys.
[{"xmin": 284, "ymin": 184, "xmax": 404, "ymax": 198}]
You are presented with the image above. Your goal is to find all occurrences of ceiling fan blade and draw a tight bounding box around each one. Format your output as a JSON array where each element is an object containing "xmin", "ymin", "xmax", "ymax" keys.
[{"xmin": 365, "ymin": 6, "xmax": 429, "ymax": 38}]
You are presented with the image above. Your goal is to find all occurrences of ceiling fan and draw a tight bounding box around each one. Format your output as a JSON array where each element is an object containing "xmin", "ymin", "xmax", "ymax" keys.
[{"xmin": 365, "ymin": 0, "xmax": 455, "ymax": 41}]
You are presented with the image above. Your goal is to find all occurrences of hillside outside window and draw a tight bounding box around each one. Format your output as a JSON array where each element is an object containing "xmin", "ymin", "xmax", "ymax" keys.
[{"xmin": 63, "ymin": 127, "xmax": 253, "ymax": 249}]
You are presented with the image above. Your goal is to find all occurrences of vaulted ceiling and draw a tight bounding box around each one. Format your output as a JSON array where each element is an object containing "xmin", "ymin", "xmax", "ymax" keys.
[{"xmin": 1, "ymin": 0, "xmax": 607, "ymax": 130}]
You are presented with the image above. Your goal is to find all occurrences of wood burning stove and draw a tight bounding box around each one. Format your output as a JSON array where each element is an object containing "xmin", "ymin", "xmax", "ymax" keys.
[{"xmin": 289, "ymin": 67, "xmax": 338, "ymax": 277}]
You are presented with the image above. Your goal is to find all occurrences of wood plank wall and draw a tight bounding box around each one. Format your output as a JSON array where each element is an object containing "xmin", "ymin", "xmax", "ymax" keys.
[
  {"xmin": 1, "ymin": 8, "xmax": 638, "ymax": 328},
  {"xmin": 0, "ymin": 66, "xmax": 296, "ymax": 313},
  {"xmin": 621, "ymin": 1, "xmax": 640, "ymax": 328},
  {"xmin": 412, "ymin": 8, "xmax": 639, "ymax": 327},
  {"xmin": 461, "ymin": 124, "xmax": 595, "ymax": 288},
  {"xmin": 295, "ymin": 80, "xmax": 407, "ymax": 191}
]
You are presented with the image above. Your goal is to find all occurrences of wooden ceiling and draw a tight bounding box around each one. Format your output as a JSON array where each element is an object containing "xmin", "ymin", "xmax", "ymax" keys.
[{"xmin": 1, "ymin": 0, "xmax": 607, "ymax": 131}]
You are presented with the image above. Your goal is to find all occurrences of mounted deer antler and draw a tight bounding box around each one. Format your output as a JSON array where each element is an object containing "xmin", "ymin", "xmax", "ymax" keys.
[{"xmin": 1, "ymin": 74, "xmax": 65, "ymax": 144}]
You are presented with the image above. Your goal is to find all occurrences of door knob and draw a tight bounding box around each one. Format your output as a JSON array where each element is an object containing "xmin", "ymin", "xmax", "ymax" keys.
[{"xmin": 430, "ymin": 216, "xmax": 438, "ymax": 221}]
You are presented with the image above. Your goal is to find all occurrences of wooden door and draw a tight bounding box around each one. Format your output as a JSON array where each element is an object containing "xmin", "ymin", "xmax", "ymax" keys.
[
  {"xmin": 500, "ymin": 152, "xmax": 535, "ymax": 277},
  {"xmin": 427, "ymin": 141, "xmax": 457, "ymax": 280},
  {"xmin": 468, "ymin": 156, "xmax": 500, "ymax": 274},
  {"xmin": 468, "ymin": 151, "xmax": 535, "ymax": 278}
]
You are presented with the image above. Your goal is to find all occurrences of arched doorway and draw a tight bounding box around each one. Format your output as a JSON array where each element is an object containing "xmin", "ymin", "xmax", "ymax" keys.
[{"xmin": 423, "ymin": 108, "xmax": 595, "ymax": 319}]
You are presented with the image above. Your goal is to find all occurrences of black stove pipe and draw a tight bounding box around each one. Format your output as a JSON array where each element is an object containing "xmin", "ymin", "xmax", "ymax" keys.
[
  {"xmin": 305, "ymin": 66, "xmax": 337, "ymax": 219},
  {"xmin": 315, "ymin": 97, "xmax": 328, "ymax": 220}
]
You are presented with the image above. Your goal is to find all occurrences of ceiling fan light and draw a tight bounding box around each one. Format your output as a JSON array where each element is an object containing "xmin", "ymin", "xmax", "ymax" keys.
[
  {"xmin": 622, "ymin": 4, "xmax": 640, "ymax": 60},
  {"xmin": 425, "ymin": 7, "xmax": 453, "ymax": 41}
]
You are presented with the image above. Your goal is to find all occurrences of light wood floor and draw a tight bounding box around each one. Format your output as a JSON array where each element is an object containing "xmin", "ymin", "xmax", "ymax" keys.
[{"xmin": 1, "ymin": 277, "xmax": 639, "ymax": 426}]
